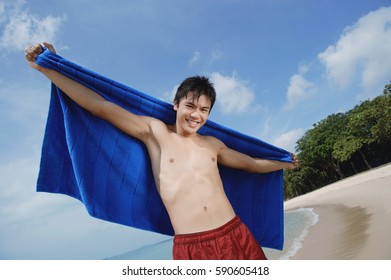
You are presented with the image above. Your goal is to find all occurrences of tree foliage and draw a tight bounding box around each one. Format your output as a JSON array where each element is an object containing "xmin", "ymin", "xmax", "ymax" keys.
[{"xmin": 284, "ymin": 83, "xmax": 391, "ymax": 200}]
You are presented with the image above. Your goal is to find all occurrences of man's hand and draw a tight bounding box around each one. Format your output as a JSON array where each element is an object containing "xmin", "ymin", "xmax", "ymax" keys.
[
  {"xmin": 286, "ymin": 152, "xmax": 299, "ymax": 170},
  {"xmin": 25, "ymin": 42, "xmax": 56, "ymax": 71}
]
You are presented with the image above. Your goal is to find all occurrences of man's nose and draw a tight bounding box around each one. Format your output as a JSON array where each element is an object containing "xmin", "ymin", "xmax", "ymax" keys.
[{"xmin": 190, "ymin": 110, "xmax": 200, "ymax": 118}]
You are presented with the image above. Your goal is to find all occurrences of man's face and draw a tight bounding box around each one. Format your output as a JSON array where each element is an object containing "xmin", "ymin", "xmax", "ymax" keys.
[{"xmin": 173, "ymin": 93, "xmax": 211, "ymax": 136}]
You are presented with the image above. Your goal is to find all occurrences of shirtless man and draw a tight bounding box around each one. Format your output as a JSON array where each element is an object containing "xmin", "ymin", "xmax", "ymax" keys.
[{"xmin": 25, "ymin": 42, "xmax": 298, "ymax": 260}]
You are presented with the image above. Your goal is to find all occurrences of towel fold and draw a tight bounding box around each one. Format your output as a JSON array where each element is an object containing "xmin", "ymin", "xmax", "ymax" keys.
[{"xmin": 36, "ymin": 49, "xmax": 290, "ymax": 250}]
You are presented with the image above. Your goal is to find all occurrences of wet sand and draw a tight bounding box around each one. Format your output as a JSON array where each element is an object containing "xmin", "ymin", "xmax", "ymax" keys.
[{"xmin": 284, "ymin": 164, "xmax": 391, "ymax": 260}]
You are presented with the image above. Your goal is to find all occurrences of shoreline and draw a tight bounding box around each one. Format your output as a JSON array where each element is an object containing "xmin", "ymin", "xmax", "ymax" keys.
[{"xmin": 283, "ymin": 163, "xmax": 391, "ymax": 260}]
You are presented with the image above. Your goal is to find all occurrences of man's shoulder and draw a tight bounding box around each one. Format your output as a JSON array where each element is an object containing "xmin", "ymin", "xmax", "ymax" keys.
[
  {"xmin": 199, "ymin": 134, "xmax": 225, "ymax": 148},
  {"xmin": 141, "ymin": 117, "xmax": 174, "ymax": 145},
  {"xmin": 146, "ymin": 117, "xmax": 171, "ymax": 131}
]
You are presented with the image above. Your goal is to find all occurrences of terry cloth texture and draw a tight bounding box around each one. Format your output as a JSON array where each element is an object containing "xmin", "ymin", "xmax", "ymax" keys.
[
  {"xmin": 35, "ymin": 49, "xmax": 291, "ymax": 250},
  {"xmin": 173, "ymin": 216, "xmax": 268, "ymax": 260}
]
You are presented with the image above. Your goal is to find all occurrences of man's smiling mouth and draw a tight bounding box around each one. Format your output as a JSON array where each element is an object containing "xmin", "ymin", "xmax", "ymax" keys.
[{"xmin": 186, "ymin": 118, "xmax": 200, "ymax": 127}]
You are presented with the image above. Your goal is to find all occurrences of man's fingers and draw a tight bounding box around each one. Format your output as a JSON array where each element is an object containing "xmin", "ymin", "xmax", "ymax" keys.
[
  {"xmin": 42, "ymin": 42, "xmax": 56, "ymax": 53},
  {"xmin": 25, "ymin": 49, "xmax": 37, "ymax": 61},
  {"xmin": 25, "ymin": 52, "xmax": 33, "ymax": 61},
  {"xmin": 25, "ymin": 43, "xmax": 43, "ymax": 59},
  {"xmin": 25, "ymin": 42, "xmax": 56, "ymax": 62},
  {"xmin": 289, "ymin": 152, "xmax": 299, "ymax": 167}
]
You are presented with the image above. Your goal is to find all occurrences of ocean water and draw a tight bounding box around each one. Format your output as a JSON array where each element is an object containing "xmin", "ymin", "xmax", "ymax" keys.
[
  {"xmin": 264, "ymin": 208, "xmax": 319, "ymax": 259},
  {"xmin": 107, "ymin": 238, "xmax": 173, "ymax": 260},
  {"xmin": 106, "ymin": 208, "xmax": 319, "ymax": 260}
]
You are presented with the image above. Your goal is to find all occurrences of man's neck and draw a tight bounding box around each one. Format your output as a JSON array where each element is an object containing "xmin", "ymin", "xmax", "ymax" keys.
[{"xmin": 168, "ymin": 124, "xmax": 198, "ymax": 138}]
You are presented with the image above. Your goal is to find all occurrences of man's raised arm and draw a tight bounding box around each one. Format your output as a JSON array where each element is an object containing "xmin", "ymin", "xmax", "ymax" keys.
[
  {"xmin": 217, "ymin": 139, "xmax": 299, "ymax": 173},
  {"xmin": 25, "ymin": 42, "xmax": 153, "ymax": 142}
]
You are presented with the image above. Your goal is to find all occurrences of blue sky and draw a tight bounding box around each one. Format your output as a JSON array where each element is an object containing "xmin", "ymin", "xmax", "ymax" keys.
[{"xmin": 1, "ymin": 0, "xmax": 390, "ymax": 259}]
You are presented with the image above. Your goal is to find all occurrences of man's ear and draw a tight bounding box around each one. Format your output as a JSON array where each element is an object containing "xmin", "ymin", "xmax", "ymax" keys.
[{"xmin": 173, "ymin": 100, "xmax": 179, "ymax": 111}]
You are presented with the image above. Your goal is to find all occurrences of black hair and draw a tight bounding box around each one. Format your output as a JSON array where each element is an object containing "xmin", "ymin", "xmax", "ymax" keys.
[{"xmin": 174, "ymin": 76, "xmax": 216, "ymax": 112}]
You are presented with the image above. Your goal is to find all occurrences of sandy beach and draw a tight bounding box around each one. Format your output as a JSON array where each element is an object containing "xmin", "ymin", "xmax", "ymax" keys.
[{"xmin": 283, "ymin": 163, "xmax": 391, "ymax": 260}]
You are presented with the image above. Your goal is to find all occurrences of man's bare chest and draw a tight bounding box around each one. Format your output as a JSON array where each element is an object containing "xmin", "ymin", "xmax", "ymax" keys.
[{"xmin": 160, "ymin": 139, "xmax": 218, "ymax": 170}]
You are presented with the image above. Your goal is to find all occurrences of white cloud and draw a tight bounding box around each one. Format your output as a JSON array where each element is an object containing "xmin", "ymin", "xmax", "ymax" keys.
[
  {"xmin": 161, "ymin": 84, "xmax": 178, "ymax": 104},
  {"xmin": 0, "ymin": 153, "xmax": 167, "ymax": 259},
  {"xmin": 0, "ymin": 0, "xmax": 66, "ymax": 51},
  {"xmin": 188, "ymin": 47, "xmax": 223, "ymax": 66},
  {"xmin": 273, "ymin": 128, "xmax": 305, "ymax": 152},
  {"xmin": 210, "ymin": 72, "xmax": 256, "ymax": 114},
  {"xmin": 0, "ymin": 158, "xmax": 54, "ymax": 224},
  {"xmin": 284, "ymin": 66, "xmax": 317, "ymax": 110},
  {"xmin": 188, "ymin": 51, "xmax": 201, "ymax": 66},
  {"xmin": 318, "ymin": 7, "xmax": 391, "ymax": 92},
  {"xmin": 210, "ymin": 46, "xmax": 223, "ymax": 63}
]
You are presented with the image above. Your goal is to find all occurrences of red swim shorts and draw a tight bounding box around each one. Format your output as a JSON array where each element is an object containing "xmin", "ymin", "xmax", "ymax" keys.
[{"xmin": 172, "ymin": 216, "xmax": 267, "ymax": 260}]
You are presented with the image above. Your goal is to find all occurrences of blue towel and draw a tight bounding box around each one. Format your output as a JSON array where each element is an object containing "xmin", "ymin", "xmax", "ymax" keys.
[{"xmin": 35, "ymin": 49, "xmax": 291, "ymax": 250}]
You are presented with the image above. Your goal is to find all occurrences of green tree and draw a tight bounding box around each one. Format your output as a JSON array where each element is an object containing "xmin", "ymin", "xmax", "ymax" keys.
[
  {"xmin": 333, "ymin": 87, "xmax": 391, "ymax": 168},
  {"xmin": 284, "ymin": 83, "xmax": 391, "ymax": 200},
  {"xmin": 296, "ymin": 113, "xmax": 348, "ymax": 180}
]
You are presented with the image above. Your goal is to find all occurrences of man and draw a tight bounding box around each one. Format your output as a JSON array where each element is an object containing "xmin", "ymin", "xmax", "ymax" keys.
[{"xmin": 25, "ymin": 42, "xmax": 298, "ymax": 260}]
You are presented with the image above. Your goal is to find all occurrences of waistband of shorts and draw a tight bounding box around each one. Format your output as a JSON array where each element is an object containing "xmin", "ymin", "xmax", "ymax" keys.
[{"xmin": 173, "ymin": 215, "xmax": 241, "ymax": 244}]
